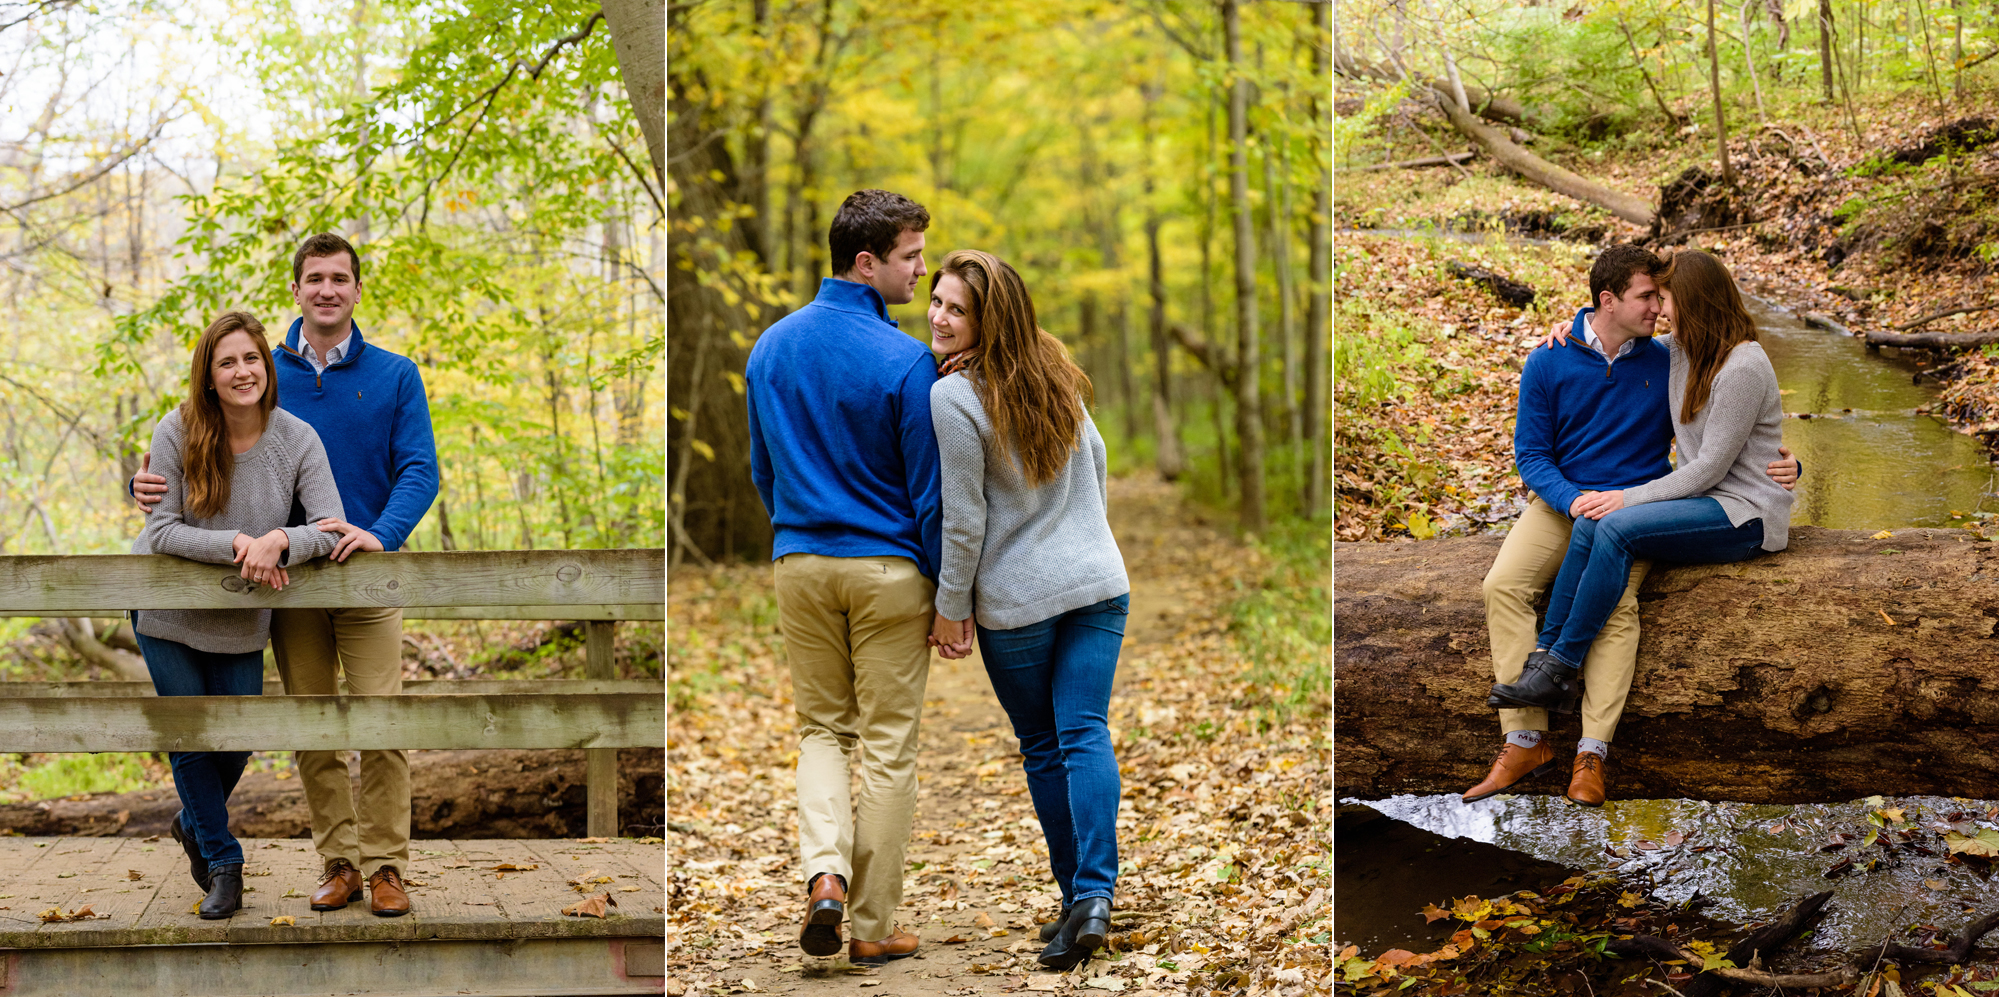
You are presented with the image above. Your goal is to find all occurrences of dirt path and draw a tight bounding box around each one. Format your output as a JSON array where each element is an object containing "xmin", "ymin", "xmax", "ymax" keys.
[{"xmin": 665, "ymin": 476, "xmax": 1331, "ymax": 997}]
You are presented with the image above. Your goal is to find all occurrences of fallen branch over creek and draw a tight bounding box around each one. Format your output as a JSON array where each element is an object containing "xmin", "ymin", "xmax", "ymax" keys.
[{"xmin": 1334, "ymin": 527, "xmax": 1999, "ymax": 803}]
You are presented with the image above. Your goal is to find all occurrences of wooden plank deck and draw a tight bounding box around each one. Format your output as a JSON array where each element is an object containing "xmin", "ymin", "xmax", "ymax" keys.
[{"xmin": 0, "ymin": 837, "xmax": 664, "ymax": 949}]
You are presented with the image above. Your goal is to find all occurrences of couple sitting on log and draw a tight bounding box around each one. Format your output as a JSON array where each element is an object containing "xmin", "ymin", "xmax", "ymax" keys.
[
  {"xmin": 122, "ymin": 234, "xmax": 439, "ymax": 920},
  {"xmin": 1462, "ymin": 244, "xmax": 1802, "ymax": 807}
]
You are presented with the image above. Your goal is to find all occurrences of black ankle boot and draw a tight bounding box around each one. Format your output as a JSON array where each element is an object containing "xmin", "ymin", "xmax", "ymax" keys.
[
  {"xmin": 1488, "ymin": 651, "xmax": 1581, "ymax": 713},
  {"xmin": 168, "ymin": 810, "xmax": 211, "ymax": 892},
  {"xmin": 1038, "ymin": 897, "xmax": 1110, "ymax": 970},
  {"xmin": 1038, "ymin": 904, "xmax": 1072, "ymax": 942},
  {"xmin": 199, "ymin": 864, "xmax": 243, "ymax": 920}
]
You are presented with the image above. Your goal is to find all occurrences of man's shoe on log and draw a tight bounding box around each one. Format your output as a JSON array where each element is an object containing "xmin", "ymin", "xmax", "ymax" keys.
[
  {"xmin": 198, "ymin": 864, "xmax": 243, "ymax": 920},
  {"xmin": 849, "ymin": 925, "xmax": 920, "ymax": 966},
  {"xmin": 168, "ymin": 809, "xmax": 211, "ymax": 892},
  {"xmin": 1460, "ymin": 740, "xmax": 1557, "ymax": 803},
  {"xmin": 1488, "ymin": 651, "xmax": 1581, "ymax": 713},
  {"xmin": 1566, "ymin": 752, "xmax": 1609, "ymax": 807},
  {"xmin": 798, "ymin": 872, "xmax": 846, "ymax": 957},
  {"xmin": 367, "ymin": 866, "xmax": 411, "ymax": 917},
  {"xmin": 1039, "ymin": 897, "xmax": 1111, "ymax": 971},
  {"xmin": 309, "ymin": 858, "xmax": 363, "ymax": 911}
]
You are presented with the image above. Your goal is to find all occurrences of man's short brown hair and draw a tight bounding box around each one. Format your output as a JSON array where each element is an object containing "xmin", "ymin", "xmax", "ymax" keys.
[
  {"xmin": 828, "ymin": 190, "xmax": 930, "ymax": 277},
  {"xmin": 1588, "ymin": 243, "xmax": 1661, "ymax": 308},
  {"xmin": 292, "ymin": 233, "xmax": 362, "ymax": 284}
]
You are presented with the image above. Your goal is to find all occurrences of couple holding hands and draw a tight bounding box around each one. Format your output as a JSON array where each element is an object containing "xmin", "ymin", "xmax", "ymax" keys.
[{"xmin": 747, "ymin": 190, "xmax": 1129, "ymax": 971}]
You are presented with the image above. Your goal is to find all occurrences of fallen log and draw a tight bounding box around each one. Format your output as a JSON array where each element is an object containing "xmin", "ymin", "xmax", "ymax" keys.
[
  {"xmin": 1334, "ymin": 527, "xmax": 1999, "ymax": 804},
  {"xmin": 1333, "ymin": 46, "xmax": 1533, "ymax": 126},
  {"xmin": 1897, "ymin": 302, "xmax": 2000, "ymax": 331},
  {"xmin": 1865, "ymin": 327, "xmax": 1999, "ymax": 350},
  {"xmin": 1431, "ymin": 94, "xmax": 1656, "ymax": 227},
  {"xmin": 1801, "ymin": 311, "xmax": 1853, "ymax": 336},
  {"xmin": 1444, "ymin": 261, "xmax": 1536, "ymax": 306},
  {"xmin": 1337, "ymin": 151, "xmax": 1476, "ymax": 172}
]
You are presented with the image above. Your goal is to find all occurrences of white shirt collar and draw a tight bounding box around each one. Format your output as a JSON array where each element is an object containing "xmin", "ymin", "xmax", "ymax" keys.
[{"xmin": 301, "ymin": 330, "xmax": 352, "ymax": 373}]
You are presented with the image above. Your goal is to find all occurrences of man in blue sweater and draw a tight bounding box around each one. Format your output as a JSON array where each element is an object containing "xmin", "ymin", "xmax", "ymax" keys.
[
  {"xmin": 746, "ymin": 189, "xmax": 941, "ymax": 966},
  {"xmin": 131, "ymin": 233, "xmax": 439, "ymax": 916},
  {"xmin": 1463, "ymin": 244, "xmax": 1796, "ymax": 808}
]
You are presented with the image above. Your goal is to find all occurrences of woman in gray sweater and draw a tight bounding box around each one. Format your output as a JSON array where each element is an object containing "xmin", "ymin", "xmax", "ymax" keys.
[
  {"xmin": 132, "ymin": 311, "xmax": 344, "ymax": 919},
  {"xmin": 925, "ymin": 250, "xmax": 1129, "ymax": 972},
  {"xmin": 1498, "ymin": 250, "xmax": 1793, "ymax": 791}
]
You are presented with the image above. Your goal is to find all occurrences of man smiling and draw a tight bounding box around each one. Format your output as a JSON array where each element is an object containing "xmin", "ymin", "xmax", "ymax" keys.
[
  {"xmin": 745, "ymin": 189, "xmax": 941, "ymax": 965},
  {"xmin": 132, "ymin": 233, "xmax": 439, "ymax": 916}
]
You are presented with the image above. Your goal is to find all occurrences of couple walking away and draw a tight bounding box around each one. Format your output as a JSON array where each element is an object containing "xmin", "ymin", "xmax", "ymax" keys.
[
  {"xmin": 746, "ymin": 189, "xmax": 1129, "ymax": 971},
  {"xmin": 1464, "ymin": 243, "xmax": 1801, "ymax": 807},
  {"xmin": 127, "ymin": 233, "xmax": 439, "ymax": 919}
]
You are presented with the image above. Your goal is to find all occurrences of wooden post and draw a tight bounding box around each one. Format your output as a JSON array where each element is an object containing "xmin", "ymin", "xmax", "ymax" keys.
[{"xmin": 585, "ymin": 620, "xmax": 618, "ymax": 837}]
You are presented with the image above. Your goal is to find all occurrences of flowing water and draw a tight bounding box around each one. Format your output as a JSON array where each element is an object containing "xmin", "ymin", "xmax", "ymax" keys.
[
  {"xmin": 1338, "ymin": 229, "xmax": 2000, "ymax": 955},
  {"xmin": 1353, "ymin": 793, "xmax": 1997, "ymax": 953}
]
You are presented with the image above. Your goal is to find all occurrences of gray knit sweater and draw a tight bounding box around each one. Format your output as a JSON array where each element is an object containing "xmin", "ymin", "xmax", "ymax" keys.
[
  {"xmin": 1622, "ymin": 336, "xmax": 1793, "ymax": 551},
  {"xmin": 931, "ymin": 372, "xmax": 1129, "ymax": 630},
  {"xmin": 132, "ymin": 408, "xmax": 345, "ymax": 653}
]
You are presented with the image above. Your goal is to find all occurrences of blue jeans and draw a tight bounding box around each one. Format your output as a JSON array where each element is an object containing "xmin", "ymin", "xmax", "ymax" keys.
[
  {"xmin": 135, "ymin": 618, "xmax": 264, "ymax": 869},
  {"xmin": 976, "ymin": 594, "xmax": 1129, "ymax": 905},
  {"xmin": 1539, "ymin": 498, "xmax": 1764, "ymax": 670}
]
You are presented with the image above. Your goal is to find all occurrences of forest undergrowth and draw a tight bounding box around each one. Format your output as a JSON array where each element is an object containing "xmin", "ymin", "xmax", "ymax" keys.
[{"xmin": 665, "ymin": 475, "xmax": 1330, "ymax": 997}]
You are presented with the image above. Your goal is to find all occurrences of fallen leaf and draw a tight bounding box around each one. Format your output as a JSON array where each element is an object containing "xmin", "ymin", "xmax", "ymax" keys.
[
  {"xmin": 1945, "ymin": 828, "xmax": 2000, "ymax": 858},
  {"xmin": 1084, "ymin": 978, "xmax": 1127, "ymax": 992},
  {"xmin": 561, "ymin": 892, "xmax": 617, "ymax": 918},
  {"xmin": 973, "ymin": 911, "xmax": 996, "ymax": 928},
  {"xmin": 617, "ymin": 886, "xmax": 641, "ymax": 893},
  {"xmin": 125, "ymin": 870, "xmax": 143, "ymax": 881},
  {"xmin": 492, "ymin": 863, "xmax": 538, "ymax": 872},
  {"xmin": 942, "ymin": 934, "xmax": 972, "ymax": 944},
  {"xmin": 1663, "ymin": 831, "xmax": 1685, "ymax": 847},
  {"xmin": 1872, "ymin": 530, "xmax": 1895, "ymax": 540},
  {"xmin": 270, "ymin": 916, "xmax": 296, "ymax": 926},
  {"xmin": 1421, "ymin": 902, "xmax": 1449, "ymax": 923},
  {"xmin": 1879, "ymin": 609, "xmax": 1898, "ymax": 625},
  {"xmin": 577, "ymin": 837, "xmax": 612, "ymax": 844}
]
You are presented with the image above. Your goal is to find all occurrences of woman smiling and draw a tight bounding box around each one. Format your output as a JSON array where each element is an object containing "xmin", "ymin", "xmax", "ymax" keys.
[{"xmin": 130, "ymin": 311, "xmax": 345, "ymax": 920}]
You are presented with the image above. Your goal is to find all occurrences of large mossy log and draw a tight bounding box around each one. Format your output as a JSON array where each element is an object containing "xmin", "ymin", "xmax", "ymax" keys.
[{"xmin": 1335, "ymin": 526, "xmax": 1999, "ymax": 804}]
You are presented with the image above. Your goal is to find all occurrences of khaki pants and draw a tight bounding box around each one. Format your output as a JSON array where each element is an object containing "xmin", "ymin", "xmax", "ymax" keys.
[
  {"xmin": 774, "ymin": 554, "xmax": 934, "ymax": 943},
  {"xmin": 272, "ymin": 607, "xmax": 410, "ymax": 878},
  {"xmin": 1482, "ymin": 497, "xmax": 1651, "ymax": 744}
]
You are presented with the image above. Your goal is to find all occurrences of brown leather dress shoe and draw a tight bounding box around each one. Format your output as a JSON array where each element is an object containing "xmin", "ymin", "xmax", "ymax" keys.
[
  {"xmin": 850, "ymin": 925, "xmax": 920, "ymax": 966},
  {"xmin": 1566, "ymin": 752, "xmax": 1609, "ymax": 807},
  {"xmin": 1460, "ymin": 740, "xmax": 1557, "ymax": 803},
  {"xmin": 368, "ymin": 866, "xmax": 412, "ymax": 917},
  {"xmin": 309, "ymin": 859, "xmax": 363, "ymax": 911},
  {"xmin": 798, "ymin": 872, "xmax": 846, "ymax": 957}
]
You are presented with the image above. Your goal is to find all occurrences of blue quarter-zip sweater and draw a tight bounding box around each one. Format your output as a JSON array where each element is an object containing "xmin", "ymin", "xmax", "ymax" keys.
[
  {"xmin": 275, "ymin": 320, "xmax": 439, "ymax": 552},
  {"xmin": 746, "ymin": 278, "xmax": 942, "ymax": 579},
  {"xmin": 1514, "ymin": 307, "xmax": 1674, "ymax": 516}
]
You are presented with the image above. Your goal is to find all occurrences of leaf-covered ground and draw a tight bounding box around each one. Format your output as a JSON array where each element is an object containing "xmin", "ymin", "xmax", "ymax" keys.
[{"xmin": 666, "ymin": 476, "xmax": 1330, "ymax": 997}]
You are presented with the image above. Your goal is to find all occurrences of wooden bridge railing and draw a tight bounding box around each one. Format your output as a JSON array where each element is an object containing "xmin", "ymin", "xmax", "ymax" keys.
[{"xmin": 0, "ymin": 550, "xmax": 665, "ymax": 838}]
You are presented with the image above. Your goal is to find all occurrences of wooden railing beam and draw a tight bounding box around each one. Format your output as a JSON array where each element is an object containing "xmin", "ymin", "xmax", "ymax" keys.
[{"xmin": 585, "ymin": 620, "xmax": 619, "ymax": 838}]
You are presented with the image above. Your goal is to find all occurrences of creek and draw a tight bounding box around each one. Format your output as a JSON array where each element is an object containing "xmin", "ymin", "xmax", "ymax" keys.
[{"xmin": 1337, "ymin": 230, "xmax": 2000, "ymax": 961}]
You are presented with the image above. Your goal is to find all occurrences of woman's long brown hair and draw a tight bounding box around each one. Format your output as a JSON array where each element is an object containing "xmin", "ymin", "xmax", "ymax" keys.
[
  {"xmin": 1660, "ymin": 249, "xmax": 1758, "ymax": 424},
  {"xmin": 182, "ymin": 312, "xmax": 277, "ymax": 518},
  {"xmin": 932, "ymin": 250, "xmax": 1093, "ymax": 486}
]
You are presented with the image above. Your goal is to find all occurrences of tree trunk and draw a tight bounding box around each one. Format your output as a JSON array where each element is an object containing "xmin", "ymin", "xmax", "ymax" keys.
[
  {"xmin": 1819, "ymin": 0, "xmax": 1835, "ymax": 102},
  {"xmin": 1431, "ymin": 97, "xmax": 1656, "ymax": 227},
  {"xmin": 1265, "ymin": 139, "xmax": 1298, "ymax": 449},
  {"xmin": 600, "ymin": 0, "xmax": 665, "ymax": 188},
  {"xmin": 1224, "ymin": 0, "xmax": 1263, "ymax": 535},
  {"xmin": 1304, "ymin": 0, "xmax": 1329, "ymax": 515},
  {"xmin": 1333, "ymin": 528, "xmax": 1999, "ymax": 804},
  {"xmin": 1618, "ymin": 17, "xmax": 1682, "ymax": 126},
  {"xmin": 1740, "ymin": 0, "xmax": 1768, "ymax": 127},
  {"xmin": 1707, "ymin": 0, "xmax": 1734, "ymax": 185},
  {"xmin": 1141, "ymin": 80, "xmax": 1182, "ymax": 482}
]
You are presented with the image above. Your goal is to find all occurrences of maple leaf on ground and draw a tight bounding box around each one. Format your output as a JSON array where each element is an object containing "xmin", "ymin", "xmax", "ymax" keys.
[{"xmin": 561, "ymin": 892, "xmax": 617, "ymax": 918}]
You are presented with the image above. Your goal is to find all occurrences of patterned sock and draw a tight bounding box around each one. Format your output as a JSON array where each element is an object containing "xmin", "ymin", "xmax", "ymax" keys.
[
  {"xmin": 1505, "ymin": 730, "xmax": 1544, "ymax": 749},
  {"xmin": 1577, "ymin": 737, "xmax": 1609, "ymax": 758}
]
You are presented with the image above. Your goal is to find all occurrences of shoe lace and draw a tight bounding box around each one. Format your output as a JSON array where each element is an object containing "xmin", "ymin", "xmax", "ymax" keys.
[
  {"xmin": 373, "ymin": 867, "xmax": 403, "ymax": 889},
  {"xmin": 1576, "ymin": 753, "xmax": 1602, "ymax": 773},
  {"xmin": 318, "ymin": 860, "xmax": 356, "ymax": 886}
]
